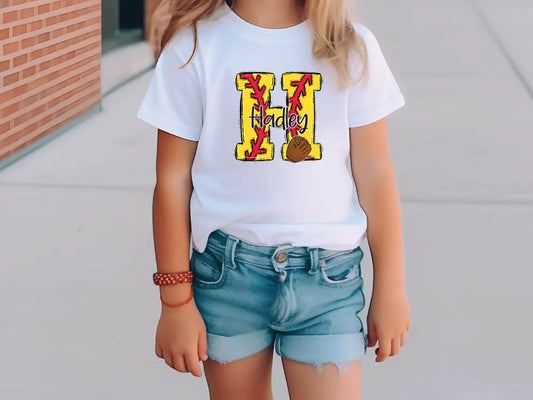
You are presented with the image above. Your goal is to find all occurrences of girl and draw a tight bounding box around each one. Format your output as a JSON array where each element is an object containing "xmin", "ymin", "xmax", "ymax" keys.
[{"xmin": 137, "ymin": 0, "xmax": 410, "ymax": 399}]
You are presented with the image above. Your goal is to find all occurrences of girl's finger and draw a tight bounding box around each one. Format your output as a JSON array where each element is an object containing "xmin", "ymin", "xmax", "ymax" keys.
[
  {"xmin": 174, "ymin": 354, "xmax": 188, "ymax": 373},
  {"xmin": 390, "ymin": 336, "xmax": 400, "ymax": 356},
  {"xmin": 163, "ymin": 350, "xmax": 174, "ymax": 369},
  {"xmin": 400, "ymin": 330, "xmax": 406, "ymax": 347},
  {"xmin": 185, "ymin": 352, "xmax": 203, "ymax": 377},
  {"xmin": 198, "ymin": 332, "xmax": 208, "ymax": 361},
  {"xmin": 376, "ymin": 337, "xmax": 391, "ymax": 362},
  {"xmin": 155, "ymin": 344, "xmax": 163, "ymax": 359},
  {"xmin": 367, "ymin": 322, "xmax": 378, "ymax": 348}
]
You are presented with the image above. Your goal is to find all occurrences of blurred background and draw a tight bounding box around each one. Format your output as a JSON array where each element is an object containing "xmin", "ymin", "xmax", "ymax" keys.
[{"xmin": 1, "ymin": 0, "xmax": 532, "ymax": 399}]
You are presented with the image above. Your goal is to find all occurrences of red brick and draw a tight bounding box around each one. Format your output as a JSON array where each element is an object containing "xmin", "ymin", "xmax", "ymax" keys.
[
  {"xmin": 30, "ymin": 20, "xmax": 42, "ymax": 31},
  {"xmin": 21, "ymin": 7, "xmax": 34, "ymax": 19},
  {"xmin": 52, "ymin": 27, "xmax": 63, "ymax": 38},
  {"xmin": 0, "ymin": 60, "xmax": 9, "ymax": 72},
  {"xmin": 30, "ymin": 103, "xmax": 47, "ymax": 118},
  {"xmin": 4, "ymin": 71, "xmax": 20, "ymax": 86},
  {"xmin": 1, "ymin": 102, "xmax": 20, "ymax": 118},
  {"xmin": 13, "ymin": 24, "xmax": 28, "ymax": 35},
  {"xmin": 13, "ymin": 53, "xmax": 27, "ymax": 67},
  {"xmin": 38, "ymin": 32, "xmax": 50, "ymax": 43},
  {"xmin": 46, "ymin": 43, "xmax": 57, "ymax": 54},
  {"xmin": 14, "ymin": 109, "xmax": 31, "ymax": 125},
  {"xmin": 21, "ymin": 36, "xmax": 37, "ymax": 49},
  {"xmin": 3, "ymin": 41, "xmax": 19, "ymax": 54},
  {"xmin": 22, "ymin": 65, "xmax": 36, "ymax": 78},
  {"xmin": 37, "ymin": 3, "xmax": 50, "ymax": 14},
  {"xmin": 30, "ymin": 48, "xmax": 43, "ymax": 60},
  {"xmin": 20, "ymin": 92, "xmax": 41, "ymax": 108},
  {"xmin": 3, "ymin": 10, "xmax": 18, "ymax": 24},
  {"xmin": 45, "ymin": 15, "xmax": 57, "ymax": 26},
  {"xmin": 0, "ymin": 121, "xmax": 10, "ymax": 135}
]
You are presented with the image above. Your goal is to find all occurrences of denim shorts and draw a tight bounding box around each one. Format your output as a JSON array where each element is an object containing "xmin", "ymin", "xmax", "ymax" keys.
[{"xmin": 190, "ymin": 229, "xmax": 368, "ymax": 373}]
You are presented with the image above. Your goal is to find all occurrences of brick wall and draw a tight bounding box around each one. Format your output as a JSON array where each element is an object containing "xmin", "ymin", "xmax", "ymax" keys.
[{"xmin": 0, "ymin": 0, "xmax": 101, "ymax": 163}]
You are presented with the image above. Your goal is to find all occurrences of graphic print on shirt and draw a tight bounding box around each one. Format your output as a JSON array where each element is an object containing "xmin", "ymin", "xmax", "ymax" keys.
[{"xmin": 235, "ymin": 72, "xmax": 322, "ymax": 162}]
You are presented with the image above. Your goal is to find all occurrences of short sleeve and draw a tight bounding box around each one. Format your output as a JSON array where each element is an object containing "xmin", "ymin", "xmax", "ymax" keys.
[
  {"xmin": 136, "ymin": 30, "xmax": 203, "ymax": 141},
  {"xmin": 347, "ymin": 24, "xmax": 405, "ymax": 128}
]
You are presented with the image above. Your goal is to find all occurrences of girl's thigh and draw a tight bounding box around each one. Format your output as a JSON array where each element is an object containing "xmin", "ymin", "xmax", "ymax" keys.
[
  {"xmin": 281, "ymin": 357, "xmax": 361, "ymax": 400},
  {"xmin": 203, "ymin": 344, "xmax": 275, "ymax": 400}
]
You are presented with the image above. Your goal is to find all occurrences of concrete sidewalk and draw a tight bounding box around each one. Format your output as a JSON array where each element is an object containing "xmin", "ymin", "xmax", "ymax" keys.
[{"xmin": 1, "ymin": 0, "xmax": 532, "ymax": 399}]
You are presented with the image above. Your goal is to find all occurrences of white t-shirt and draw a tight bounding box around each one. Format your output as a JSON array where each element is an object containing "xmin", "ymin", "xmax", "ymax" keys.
[{"xmin": 136, "ymin": 2, "xmax": 405, "ymax": 253}]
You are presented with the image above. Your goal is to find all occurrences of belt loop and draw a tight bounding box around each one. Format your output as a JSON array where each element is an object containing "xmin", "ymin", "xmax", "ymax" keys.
[
  {"xmin": 308, "ymin": 248, "xmax": 320, "ymax": 274},
  {"xmin": 224, "ymin": 234, "xmax": 239, "ymax": 270}
]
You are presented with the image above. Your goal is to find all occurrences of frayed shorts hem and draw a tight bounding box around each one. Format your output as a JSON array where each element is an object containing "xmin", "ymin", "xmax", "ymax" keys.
[
  {"xmin": 276, "ymin": 331, "xmax": 367, "ymax": 374},
  {"xmin": 205, "ymin": 330, "xmax": 274, "ymax": 364},
  {"xmin": 205, "ymin": 329, "xmax": 367, "ymax": 374}
]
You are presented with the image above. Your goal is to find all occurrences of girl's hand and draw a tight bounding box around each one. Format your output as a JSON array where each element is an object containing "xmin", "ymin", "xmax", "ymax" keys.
[
  {"xmin": 155, "ymin": 298, "xmax": 208, "ymax": 377},
  {"xmin": 366, "ymin": 285, "xmax": 410, "ymax": 362}
]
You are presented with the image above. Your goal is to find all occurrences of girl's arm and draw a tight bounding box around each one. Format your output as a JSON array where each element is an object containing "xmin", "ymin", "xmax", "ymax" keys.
[
  {"xmin": 349, "ymin": 117, "xmax": 410, "ymax": 362},
  {"xmin": 152, "ymin": 129, "xmax": 208, "ymax": 377},
  {"xmin": 349, "ymin": 118, "xmax": 404, "ymax": 289},
  {"xmin": 153, "ymin": 129, "xmax": 197, "ymax": 304}
]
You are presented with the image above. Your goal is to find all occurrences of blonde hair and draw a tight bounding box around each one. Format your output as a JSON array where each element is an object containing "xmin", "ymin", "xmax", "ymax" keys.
[{"xmin": 148, "ymin": 0, "xmax": 368, "ymax": 91}]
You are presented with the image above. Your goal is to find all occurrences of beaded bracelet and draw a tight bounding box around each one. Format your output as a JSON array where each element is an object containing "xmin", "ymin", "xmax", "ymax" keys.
[
  {"xmin": 153, "ymin": 271, "xmax": 194, "ymax": 285},
  {"xmin": 154, "ymin": 271, "xmax": 194, "ymax": 308}
]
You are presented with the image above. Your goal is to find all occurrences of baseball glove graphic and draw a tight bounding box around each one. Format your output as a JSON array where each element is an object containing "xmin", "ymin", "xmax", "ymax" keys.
[{"xmin": 286, "ymin": 135, "xmax": 312, "ymax": 162}]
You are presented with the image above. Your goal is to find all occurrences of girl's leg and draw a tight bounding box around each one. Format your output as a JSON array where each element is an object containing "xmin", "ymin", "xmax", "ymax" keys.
[
  {"xmin": 281, "ymin": 358, "xmax": 362, "ymax": 400},
  {"xmin": 203, "ymin": 344, "xmax": 275, "ymax": 400}
]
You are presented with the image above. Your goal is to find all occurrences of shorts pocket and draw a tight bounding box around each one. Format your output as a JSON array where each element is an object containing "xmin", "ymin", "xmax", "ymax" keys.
[
  {"xmin": 190, "ymin": 248, "xmax": 227, "ymax": 288},
  {"xmin": 318, "ymin": 247, "xmax": 363, "ymax": 287}
]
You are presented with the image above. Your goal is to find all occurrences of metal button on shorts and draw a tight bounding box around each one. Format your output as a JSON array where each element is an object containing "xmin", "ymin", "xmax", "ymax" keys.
[{"xmin": 276, "ymin": 252, "xmax": 288, "ymax": 263}]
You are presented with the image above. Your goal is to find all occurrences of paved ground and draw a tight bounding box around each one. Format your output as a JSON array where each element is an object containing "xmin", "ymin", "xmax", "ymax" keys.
[{"xmin": 1, "ymin": 0, "xmax": 532, "ymax": 398}]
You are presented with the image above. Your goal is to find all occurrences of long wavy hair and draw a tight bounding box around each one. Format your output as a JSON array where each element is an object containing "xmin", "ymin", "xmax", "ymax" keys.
[{"xmin": 148, "ymin": 0, "xmax": 368, "ymax": 90}]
